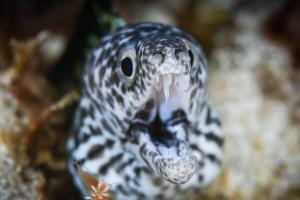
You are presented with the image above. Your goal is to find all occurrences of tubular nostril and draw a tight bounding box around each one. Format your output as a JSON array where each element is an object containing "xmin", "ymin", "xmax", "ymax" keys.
[
  {"xmin": 151, "ymin": 52, "xmax": 164, "ymax": 65},
  {"xmin": 174, "ymin": 49, "xmax": 181, "ymax": 59},
  {"xmin": 175, "ymin": 49, "xmax": 189, "ymax": 62}
]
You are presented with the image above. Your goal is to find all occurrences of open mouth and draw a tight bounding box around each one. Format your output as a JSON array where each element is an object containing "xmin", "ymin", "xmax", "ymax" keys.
[{"xmin": 128, "ymin": 73, "xmax": 199, "ymax": 184}]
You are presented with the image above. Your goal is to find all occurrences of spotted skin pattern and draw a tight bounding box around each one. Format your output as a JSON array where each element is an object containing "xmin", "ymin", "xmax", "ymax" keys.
[{"xmin": 67, "ymin": 22, "xmax": 223, "ymax": 200}]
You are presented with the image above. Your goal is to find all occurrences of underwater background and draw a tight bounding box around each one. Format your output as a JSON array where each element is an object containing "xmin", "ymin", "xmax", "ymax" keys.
[{"xmin": 0, "ymin": 0, "xmax": 299, "ymax": 199}]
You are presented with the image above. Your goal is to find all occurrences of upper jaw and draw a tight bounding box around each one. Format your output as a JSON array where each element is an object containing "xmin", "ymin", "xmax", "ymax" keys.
[
  {"xmin": 149, "ymin": 51, "xmax": 190, "ymax": 101},
  {"xmin": 153, "ymin": 71, "xmax": 190, "ymax": 102}
]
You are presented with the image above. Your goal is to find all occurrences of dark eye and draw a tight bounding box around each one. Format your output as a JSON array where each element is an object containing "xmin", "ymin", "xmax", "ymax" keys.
[
  {"xmin": 188, "ymin": 50, "xmax": 194, "ymax": 67},
  {"xmin": 121, "ymin": 57, "xmax": 133, "ymax": 77}
]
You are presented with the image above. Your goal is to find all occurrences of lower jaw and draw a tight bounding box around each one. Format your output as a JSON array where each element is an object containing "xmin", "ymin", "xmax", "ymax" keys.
[{"xmin": 130, "ymin": 114, "xmax": 199, "ymax": 184}]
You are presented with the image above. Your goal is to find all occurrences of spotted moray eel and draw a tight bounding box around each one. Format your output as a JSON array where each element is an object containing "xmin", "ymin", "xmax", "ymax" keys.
[{"xmin": 67, "ymin": 22, "xmax": 224, "ymax": 200}]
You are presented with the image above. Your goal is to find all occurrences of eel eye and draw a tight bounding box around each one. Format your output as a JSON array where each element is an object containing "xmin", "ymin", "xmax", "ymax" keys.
[
  {"xmin": 121, "ymin": 57, "xmax": 133, "ymax": 77},
  {"xmin": 188, "ymin": 50, "xmax": 194, "ymax": 67}
]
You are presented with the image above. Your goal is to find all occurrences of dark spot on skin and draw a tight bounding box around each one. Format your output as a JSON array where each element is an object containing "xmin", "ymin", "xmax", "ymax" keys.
[
  {"xmin": 101, "ymin": 118, "xmax": 114, "ymax": 134},
  {"xmin": 106, "ymin": 94, "xmax": 114, "ymax": 108},
  {"xmin": 110, "ymin": 112, "xmax": 127, "ymax": 131},
  {"xmin": 87, "ymin": 144, "xmax": 105, "ymax": 159},
  {"xmin": 125, "ymin": 175, "xmax": 130, "ymax": 183},
  {"xmin": 145, "ymin": 99, "xmax": 155, "ymax": 110},
  {"xmin": 132, "ymin": 178, "xmax": 140, "ymax": 186},
  {"xmin": 134, "ymin": 167, "xmax": 142, "ymax": 178},
  {"xmin": 126, "ymin": 109, "xmax": 131, "ymax": 116},
  {"xmin": 88, "ymin": 73, "xmax": 95, "ymax": 92},
  {"xmin": 189, "ymin": 102, "xmax": 194, "ymax": 111},
  {"xmin": 121, "ymin": 85, "xmax": 126, "ymax": 93},
  {"xmin": 195, "ymin": 74, "xmax": 199, "ymax": 82},
  {"xmin": 77, "ymin": 158, "xmax": 86, "ymax": 166},
  {"xmin": 130, "ymin": 188, "xmax": 146, "ymax": 199},
  {"xmin": 198, "ymin": 160, "xmax": 205, "ymax": 168},
  {"xmin": 87, "ymin": 105, "xmax": 95, "ymax": 120},
  {"xmin": 140, "ymin": 79, "xmax": 145, "ymax": 93},
  {"xmin": 190, "ymin": 77, "xmax": 195, "ymax": 85},
  {"xmin": 129, "ymin": 101, "xmax": 139, "ymax": 110},
  {"xmin": 99, "ymin": 153, "xmax": 123, "ymax": 174},
  {"xmin": 127, "ymin": 123, "xmax": 146, "ymax": 144},
  {"xmin": 111, "ymin": 88, "xmax": 118, "ymax": 97},
  {"xmin": 106, "ymin": 139, "xmax": 115, "ymax": 148},
  {"xmin": 135, "ymin": 110, "xmax": 151, "ymax": 121},
  {"xmin": 116, "ymin": 93, "xmax": 124, "ymax": 107},
  {"xmin": 88, "ymin": 125, "xmax": 98, "ymax": 135},
  {"xmin": 190, "ymin": 143, "xmax": 203, "ymax": 154},
  {"xmin": 171, "ymin": 109, "xmax": 186, "ymax": 119},
  {"xmin": 80, "ymin": 133, "xmax": 90, "ymax": 143},
  {"xmin": 139, "ymin": 143, "xmax": 153, "ymax": 170},
  {"xmin": 96, "ymin": 89, "xmax": 104, "ymax": 101},
  {"xmin": 190, "ymin": 88, "xmax": 197, "ymax": 101},
  {"xmin": 86, "ymin": 139, "xmax": 115, "ymax": 160},
  {"xmin": 99, "ymin": 66, "xmax": 106, "ymax": 79},
  {"xmin": 191, "ymin": 66, "xmax": 197, "ymax": 74},
  {"xmin": 193, "ymin": 128, "xmax": 202, "ymax": 136},
  {"xmin": 116, "ymin": 157, "xmax": 135, "ymax": 172},
  {"xmin": 87, "ymin": 53, "xmax": 95, "ymax": 67},
  {"xmin": 95, "ymin": 50, "xmax": 105, "ymax": 66},
  {"xmin": 116, "ymin": 185, "xmax": 130, "ymax": 195},
  {"xmin": 188, "ymin": 50, "xmax": 194, "ymax": 67},
  {"xmin": 165, "ymin": 109, "xmax": 188, "ymax": 127},
  {"xmin": 78, "ymin": 107, "xmax": 87, "ymax": 121},
  {"xmin": 105, "ymin": 73, "xmax": 118, "ymax": 88},
  {"xmin": 197, "ymin": 64, "xmax": 202, "ymax": 75},
  {"xmin": 205, "ymin": 107, "xmax": 221, "ymax": 126},
  {"xmin": 198, "ymin": 174, "xmax": 204, "ymax": 182},
  {"xmin": 109, "ymin": 117, "xmax": 118, "ymax": 128},
  {"xmin": 205, "ymin": 132, "xmax": 224, "ymax": 147},
  {"xmin": 206, "ymin": 153, "xmax": 221, "ymax": 165},
  {"xmin": 199, "ymin": 80, "xmax": 203, "ymax": 88},
  {"xmin": 141, "ymin": 68, "xmax": 146, "ymax": 78}
]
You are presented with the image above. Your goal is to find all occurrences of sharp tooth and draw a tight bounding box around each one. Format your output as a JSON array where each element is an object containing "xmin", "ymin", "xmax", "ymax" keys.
[
  {"xmin": 153, "ymin": 75, "xmax": 160, "ymax": 91},
  {"xmin": 168, "ymin": 74, "xmax": 173, "ymax": 85},
  {"xmin": 155, "ymin": 75, "xmax": 159, "ymax": 83},
  {"xmin": 163, "ymin": 74, "xmax": 172, "ymax": 102}
]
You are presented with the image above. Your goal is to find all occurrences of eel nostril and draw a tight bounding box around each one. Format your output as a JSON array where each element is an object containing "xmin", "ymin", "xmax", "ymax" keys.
[
  {"xmin": 175, "ymin": 49, "xmax": 188, "ymax": 62},
  {"xmin": 151, "ymin": 52, "xmax": 164, "ymax": 65},
  {"xmin": 174, "ymin": 49, "xmax": 181, "ymax": 60}
]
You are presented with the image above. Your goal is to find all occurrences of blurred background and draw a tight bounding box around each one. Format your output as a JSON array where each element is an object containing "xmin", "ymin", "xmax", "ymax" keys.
[{"xmin": 0, "ymin": 0, "xmax": 299, "ymax": 199}]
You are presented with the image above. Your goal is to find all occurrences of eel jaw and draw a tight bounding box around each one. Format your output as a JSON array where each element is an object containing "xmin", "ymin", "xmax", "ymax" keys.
[
  {"xmin": 155, "ymin": 147, "xmax": 198, "ymax": 184},
  {"xmin": 129, "ymin": 72, "xmax": 199, "ymax": 184},
  {"xmin": 131, "ymin": 121, "xmax": 199, "ymax": 184}
]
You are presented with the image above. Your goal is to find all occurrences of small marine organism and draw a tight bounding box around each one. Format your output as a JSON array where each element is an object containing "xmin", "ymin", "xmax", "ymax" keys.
[{"xmin": 77, "ymin": 164, "xmax": 113, "ymax": 200}]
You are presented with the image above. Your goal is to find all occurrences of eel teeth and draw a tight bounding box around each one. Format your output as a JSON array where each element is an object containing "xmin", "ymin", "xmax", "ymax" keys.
[
  {"xmin": 162, "ymin": 74, "xmax": 173, "ymax": 102},
  {"xmin": 153, "ymin": 75, "xmax": 160, "ymax": 90},
  {"xmin": 155, "ymin": 74, "xmax": 160, "ymax": 83}
]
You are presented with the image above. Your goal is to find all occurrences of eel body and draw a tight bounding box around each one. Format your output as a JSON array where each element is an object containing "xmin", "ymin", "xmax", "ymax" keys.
[{"xmin": 67, "ymin": 22, "xmax": 223, "ymax": 200}]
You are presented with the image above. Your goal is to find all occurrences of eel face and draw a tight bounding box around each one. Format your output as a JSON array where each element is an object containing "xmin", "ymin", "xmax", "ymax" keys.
[{"xmin": 67, "ymin": 22, "xmax": 223, "ymax": 200}]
